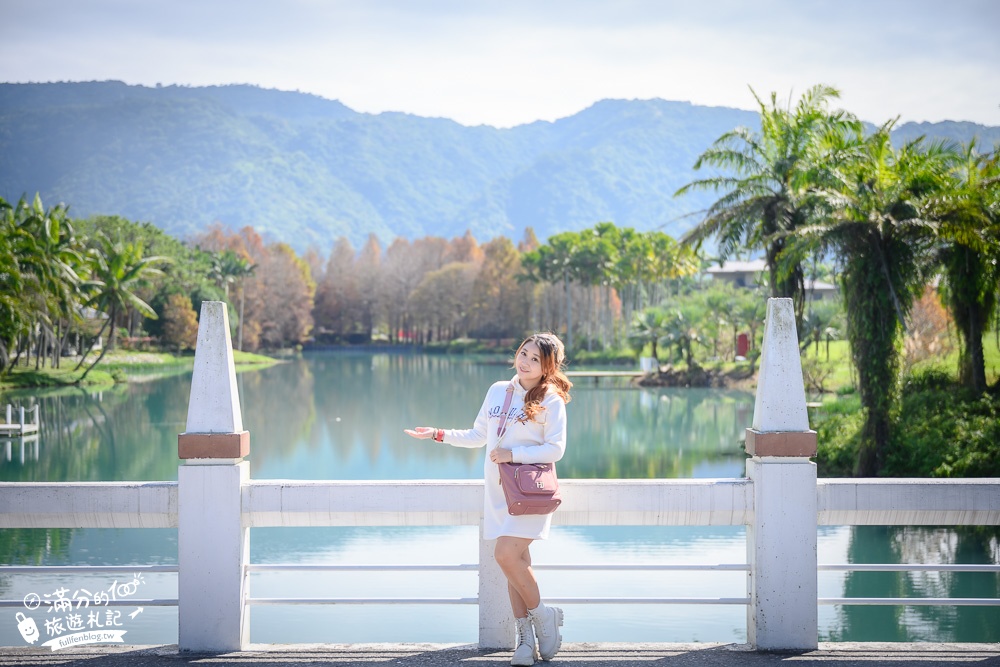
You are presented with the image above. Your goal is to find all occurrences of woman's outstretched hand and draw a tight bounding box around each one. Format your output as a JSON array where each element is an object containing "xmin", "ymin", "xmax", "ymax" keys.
[{"xmin": 404, "ymin": 426, "xmax": 436, "ymax": 439}]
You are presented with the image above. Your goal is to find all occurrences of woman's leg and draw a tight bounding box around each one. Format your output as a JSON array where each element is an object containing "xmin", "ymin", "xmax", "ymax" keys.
[
  {"xmin": 506, "ymin": 542, "xmax": 533, "ymax": 617},
  {"xmin": 494, "ymin": 536, "xmax": 540, "ymax": 614}
]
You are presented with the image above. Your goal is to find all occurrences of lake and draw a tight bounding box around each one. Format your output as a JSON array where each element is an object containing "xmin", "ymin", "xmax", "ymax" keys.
[{"xmin": 1, "ymin": 352, "xmax": 997, "ymax": 645}]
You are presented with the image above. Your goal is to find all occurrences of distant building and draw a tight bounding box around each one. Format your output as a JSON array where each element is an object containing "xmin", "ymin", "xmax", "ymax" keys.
[
  {"xmin": 803, "ymin": 278, "xmax": 838, "ymax": 301},
  {"xmin": 706, "ymin": 259, "xmax": 838, "ymax": 301},
  {"xmin": 705, "ymin": 259, "xmax": 768, "ymax": 288}
]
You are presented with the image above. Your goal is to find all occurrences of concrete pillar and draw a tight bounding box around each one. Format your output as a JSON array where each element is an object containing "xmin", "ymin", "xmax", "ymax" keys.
[
  {"xmin": 745, "ymin": 298, "xmax": 818, "ymax": 650},
  {"xmin": 478, "ymin": 522, "xmax": 512, "ymax": 648},
  {"xmin": 177, "ymin": 301, "xmax": 250, "ymax": 652}
]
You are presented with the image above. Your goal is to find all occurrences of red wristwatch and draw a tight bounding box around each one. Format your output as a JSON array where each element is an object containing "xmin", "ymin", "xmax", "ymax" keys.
[{"xmin": 433, "ymin": 429, "xmax": 444, "ymax": 442}]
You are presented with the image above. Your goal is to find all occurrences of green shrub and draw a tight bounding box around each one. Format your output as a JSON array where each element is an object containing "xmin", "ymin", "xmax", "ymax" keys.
[
  {"xmin": 815, "ymin": 409, "xmax": 863, "ymax": 476},
  {"xmin": 901, "ymin": 368, "xmax": 953, "ymax": 392},
  {"xmin": 884, "ymin": 388, "xmax": 1000, "ymax": 477},
  {"xmin": 816, "ymin": 368, "xmax": 1000, "ymax": 478}
]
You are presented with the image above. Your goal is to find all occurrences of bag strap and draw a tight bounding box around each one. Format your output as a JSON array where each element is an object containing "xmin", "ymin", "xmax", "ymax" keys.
[{"xmin": 495, "ymin": 383, "xmax": 517, "ymax": 449}]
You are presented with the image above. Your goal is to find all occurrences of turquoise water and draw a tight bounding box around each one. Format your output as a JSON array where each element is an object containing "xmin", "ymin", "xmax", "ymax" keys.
[{"xmin": 0, "ymin": 352, "xmax": 997, "ymax": 645}]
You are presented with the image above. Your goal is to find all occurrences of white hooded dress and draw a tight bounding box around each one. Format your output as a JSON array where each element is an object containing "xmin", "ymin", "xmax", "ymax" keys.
[{"xmin": 442, "ymin": 376, "xmax": 568, "ymax": 540}]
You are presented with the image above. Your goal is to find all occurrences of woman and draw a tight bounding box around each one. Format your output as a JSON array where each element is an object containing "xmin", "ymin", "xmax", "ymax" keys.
[{"xmin": 405, "ymin": 332, "xmax": 572, "ymax": 665}]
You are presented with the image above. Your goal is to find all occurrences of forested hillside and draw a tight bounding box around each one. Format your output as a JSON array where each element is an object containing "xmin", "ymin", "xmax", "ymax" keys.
[{"xmin": 2, "ymin": 81, "xmax": 997, "ymax": 253}]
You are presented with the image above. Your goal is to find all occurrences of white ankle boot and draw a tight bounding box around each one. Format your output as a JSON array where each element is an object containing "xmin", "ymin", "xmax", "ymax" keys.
[
  {"xmin": 527, "ymin": 603, "xmax": 563, "ymax": 661},
  {"xmin": 511, "ymin": 616, "xmax": 537, "ymax": 666}
]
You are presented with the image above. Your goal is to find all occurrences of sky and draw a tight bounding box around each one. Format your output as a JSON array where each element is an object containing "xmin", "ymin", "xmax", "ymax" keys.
[{"xmin": 2, "ymin": 0, "xmax": 998, "ymax": 128}]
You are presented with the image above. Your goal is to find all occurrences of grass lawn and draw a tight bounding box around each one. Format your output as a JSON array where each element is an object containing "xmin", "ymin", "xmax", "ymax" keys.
[
  {"xmin": 906, "ymin": 331, "xmax": 1000, "ymax": 386},
  {"xmin": 0, "ymin": 348, "xmax": 281, "ymax": 390},
  {"xmin": 0, "ymin": 365, "xmax": 117, "ymax": 390},
  {"xmin": 800, "ymin": 338, "xmax": 853, "ymax": 394},
  {"xmin": 97, "ymin": 349, "xmax": 277, "ymax": 369},
  {"xmin": 802, "ymin": 331, "xmax": 1000, "ymax": 398}
]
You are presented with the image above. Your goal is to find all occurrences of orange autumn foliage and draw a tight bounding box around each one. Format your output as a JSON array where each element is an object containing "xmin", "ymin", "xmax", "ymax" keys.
[{"xmin": 905, "ymin": 285, "xmax": 954, "ymax": 365}]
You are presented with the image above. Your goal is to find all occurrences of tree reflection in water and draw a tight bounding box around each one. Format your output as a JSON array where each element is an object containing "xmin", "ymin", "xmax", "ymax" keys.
[
  {"xmin": 830, "ymin": 525, "xmax": 1000, "ymax": 641},
  {"xmin": 262, "ymin": 353, "xmax": 756, "ymax": 480},
  {"xmin": 1, "ymin": 383, "xmax": 178, "ymax": 483}
]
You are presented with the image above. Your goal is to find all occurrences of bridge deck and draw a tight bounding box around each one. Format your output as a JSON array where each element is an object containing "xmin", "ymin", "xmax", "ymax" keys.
[{"xmin": 2, "ymin": 642, "xmax": 998, "ymax": 666}]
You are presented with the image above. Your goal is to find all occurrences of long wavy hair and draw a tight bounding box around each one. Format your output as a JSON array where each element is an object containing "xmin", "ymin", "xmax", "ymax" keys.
[{"xmin": 515, "ymin": 332, "xmax": 573, "ymax": 422}]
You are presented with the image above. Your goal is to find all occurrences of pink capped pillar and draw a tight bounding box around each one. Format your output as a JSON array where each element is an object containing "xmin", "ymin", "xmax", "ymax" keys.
[
  {"xmin": 177, "ymin": 301, "xmax": 250, "ymax": 651},
  {"xmin": 745, "ymin": 298, "xmax": 818, "ymax": 650}
]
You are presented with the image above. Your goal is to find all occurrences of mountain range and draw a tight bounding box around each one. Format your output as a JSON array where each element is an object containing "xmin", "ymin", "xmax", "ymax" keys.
[{"xmin": 2, "ymin": 81, "xmax": 997, "ymax": 254}]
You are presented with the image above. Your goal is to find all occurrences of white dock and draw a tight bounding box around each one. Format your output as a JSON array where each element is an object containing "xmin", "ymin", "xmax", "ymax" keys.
[
  {"xmin": 565, "ymin": 370, "xmax": 645, "ymax": 378},
  {"xmin": 565, "ymin": 370, "xmax": 647, "ymax": 385},
  {"xmin": 0, "ymin": 404, "xmax": 39, "ymax": 436}
]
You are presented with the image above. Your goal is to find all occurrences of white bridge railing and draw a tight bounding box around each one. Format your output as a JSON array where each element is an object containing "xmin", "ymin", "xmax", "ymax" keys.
[
  {"xmin": 3, "ymin": 473, "xmax": 999, "ymax": 646},
  {"xmin": 1, "ymin": 299, "xmax": 998, "ymax": 653}
]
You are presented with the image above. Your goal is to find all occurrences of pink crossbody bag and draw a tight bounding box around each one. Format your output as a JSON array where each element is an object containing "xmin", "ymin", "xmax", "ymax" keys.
[{"xmin": 495, "ymin": 383, "xmax": 562, "ymax": 516}]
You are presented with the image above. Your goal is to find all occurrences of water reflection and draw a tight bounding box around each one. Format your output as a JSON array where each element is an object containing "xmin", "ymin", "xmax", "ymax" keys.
[
  {"xmin": 0, "ymin": 384, "xmax": 180, "ymax": 483},
  {"xmin": 0, "ymin": 353, "xmax": 753, "ymax": 483},
  {"xmin": 563, "ymin": 386, "xmax": 751, "ymax": 479},
  {"xmin": 829, "ymin": 525, "xmax": 1000, "ymax": 642},
  {"xmin": 248, "ymin": 525, "xmax": 750, "ymax": 644},
  {"xmin": 242, "ymin": 353, "xmax": 753, "ymax": 481}
]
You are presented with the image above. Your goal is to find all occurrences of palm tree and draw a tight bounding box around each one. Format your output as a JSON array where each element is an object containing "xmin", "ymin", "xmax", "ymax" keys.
[
  {"xmin": 211, "ymin": 249, "xmax": 253, "ymax": 301},
  {"xmin": 210, "ymin": 249, "xmax": 256, "ymax": 350},
  {"xmin": 799, "ymin": 299, "xmax": 842, "ymax": 360},
  {"xmin": 0, "ymin": 199, "xmax": 27, "ymax": 374},
  {"xmin": 676, "ymin": 85, "xmax": 858, "ymax": 325},
  {"xmin": 27, "ymin": 199, "xmax": 86, "ymax": 369},
  {"xmin": 629, "ymin": 307, "xmax": 670, "ymax": 361},
  {"xmin": 7, "ymin": 195, "xmax": 84, "ymax": 370},
  {"xmin": 76, "ymin": 233, "xmax": 169, "ymax": 381},
  {"xmin": 796, "ymin": 124, "xmax": 954, "ymax": 475},
  {"xmin": 661, "ymin": 301, "xmax": 707, "ymax": 369},
  {"xmin": 935, "ymin": 142, "xmax": 1000, "ymax": 393}
]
